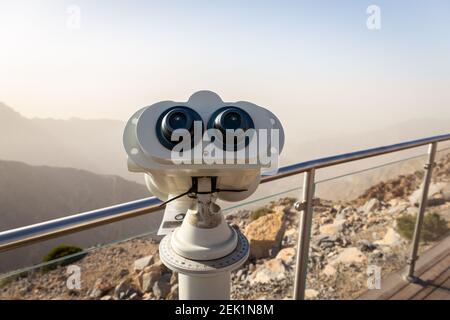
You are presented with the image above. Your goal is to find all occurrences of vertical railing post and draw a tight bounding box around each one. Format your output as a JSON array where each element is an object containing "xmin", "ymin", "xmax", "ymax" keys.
[
  {"xmin": 406, "ymin": 142, "xmax": 438, "ymax": 281},
  {"xmin": 293, "ymin": 169, "xmax": 316, "ymax": 300}
]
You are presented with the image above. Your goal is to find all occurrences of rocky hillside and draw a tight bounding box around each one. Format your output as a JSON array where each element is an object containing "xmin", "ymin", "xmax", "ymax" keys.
[
  {"xmin": 0, "ymin": 160, "xmax": 154, "ymax": 272},
  {"xmin": 0, "ymin": 159, "xmax": 150, "ymax": 231},
  {"xmin": 1, "ymin": 153, "xmax": 449, "ymax": 300},
  {"xmin": 229, "ymin": 153, "xmax": 450, "ymax": 300}
]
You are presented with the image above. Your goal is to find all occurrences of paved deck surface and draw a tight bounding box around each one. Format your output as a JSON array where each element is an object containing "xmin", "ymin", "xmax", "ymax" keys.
[{"xmin": 359, "ymin": 234, "xmax": 450, "ymax": 300}]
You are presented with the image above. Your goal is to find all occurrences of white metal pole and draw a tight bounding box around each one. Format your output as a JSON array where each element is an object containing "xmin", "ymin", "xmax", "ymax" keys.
[{"xmin": 178, "ymin": 273, "xmax": 231, "ymax": 300}]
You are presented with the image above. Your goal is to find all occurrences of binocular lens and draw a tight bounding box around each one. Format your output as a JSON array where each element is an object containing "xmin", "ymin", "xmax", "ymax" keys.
[
  {"xmin": 222, "ymin": 112, "xmax": 242, "ymax": 130},
  {"xmin": 213, "ymin": 107, "xmax": 253, "ymax": 134},
  {"xmin": 157, "ymin": 106, "xmax": 201, "ymax": 149},
  {"xmin": 168, "ymin": 112, "xmax": 188, "ymax": 130}
]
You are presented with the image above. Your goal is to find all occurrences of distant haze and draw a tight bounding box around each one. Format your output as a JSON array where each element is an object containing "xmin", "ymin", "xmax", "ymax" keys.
[
  {"xmin": 0, "ymin": 1, "xmax": 449, "ymax": 132},
  {"xmin": 0, "ymin": 101, "xmax": 449, "ymax": 186}
]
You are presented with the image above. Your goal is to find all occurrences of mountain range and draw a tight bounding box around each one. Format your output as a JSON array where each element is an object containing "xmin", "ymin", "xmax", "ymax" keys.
[
  {"xmin": 0, "ymin": 102, "xmax": 141, "ymax": 184},
  {"xmin": 2, "ymin": 101, "xmax": 449, "ymax": 186},
  {"xmin": 0, "ymin": 159, "xmax": 162, "ymax": 273}
]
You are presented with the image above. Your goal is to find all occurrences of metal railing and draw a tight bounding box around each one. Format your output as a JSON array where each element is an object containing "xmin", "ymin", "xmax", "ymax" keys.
[{"xmin": 1, "ymin": 133, "xmax": 449, "ymax": 299}]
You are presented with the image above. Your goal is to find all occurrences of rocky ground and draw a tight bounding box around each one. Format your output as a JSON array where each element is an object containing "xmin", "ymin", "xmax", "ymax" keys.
[
  {"xmin": 229, "ymin": 152, "xmax": 450, "ymax": 300},
  {"xmin": 1, "ymin": 153, "xmax": 449, "ymax": 300}
]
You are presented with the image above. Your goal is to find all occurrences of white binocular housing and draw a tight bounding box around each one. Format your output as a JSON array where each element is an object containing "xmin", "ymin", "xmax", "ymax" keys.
[{"xmin": 123, "ymin": 90, "xmax": 284, "ymax": 212}]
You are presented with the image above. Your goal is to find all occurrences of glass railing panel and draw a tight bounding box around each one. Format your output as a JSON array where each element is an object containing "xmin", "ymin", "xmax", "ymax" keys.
[
  {"xmin": 224, "ymin": 176, "xmax": 302, "ymax": 300},
  {"xmin": 0, "ymin": 208, "xmax": 164, "ymax": 275},
  {"xmin": 0, "ymin": 230, "xmax": 160, "ymax": 300},
  {"xmin": 307, "ymin": 147, "xmax": 450, "ymax": 300},
  {"xmin": 416, "ymin": 147, "xmax": 450, "ymax": 256},
  {"xmin": 0, "ymin": 180, "xmax": 303, "ymax": 300}
]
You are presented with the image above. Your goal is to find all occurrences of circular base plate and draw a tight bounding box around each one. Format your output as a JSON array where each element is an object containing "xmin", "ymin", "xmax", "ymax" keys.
[{"xmin": 160, "ymin": 229, "xmax": 249, "ymax": 276}]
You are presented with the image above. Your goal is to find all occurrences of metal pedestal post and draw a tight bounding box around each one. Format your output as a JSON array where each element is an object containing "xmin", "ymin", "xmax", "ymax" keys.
[
  {"xmin": 159, "ymin": 177, "xmax": 249, "ymax": 300},
  {"xmin": 160, "ymin": 229, "xmax": 249, "ymax": 300},
  {"xmin": 178, "ymin": 273, "xmax": 231, "ymax": 300}
]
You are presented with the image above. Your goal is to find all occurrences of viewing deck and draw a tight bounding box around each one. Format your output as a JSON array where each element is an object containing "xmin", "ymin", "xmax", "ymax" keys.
[{"xmin": 360, "ymin": 234, "xmax": 450, "ymax": 300}]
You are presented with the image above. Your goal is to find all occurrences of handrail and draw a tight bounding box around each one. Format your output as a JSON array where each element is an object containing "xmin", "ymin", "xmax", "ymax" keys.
[
  {"xmin": 1, "ymin": 132, "xmax": 449, "ymax": 253},
  {"xmin": 0, "ymin": 197, "xmax": 162, "ymax": 252},
  {"xmin": 260, "ymin": 133, "xmax": 450, "ymax": 183}
]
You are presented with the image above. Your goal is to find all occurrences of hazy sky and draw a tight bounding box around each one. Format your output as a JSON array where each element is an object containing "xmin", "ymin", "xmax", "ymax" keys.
[{"xmin": 1, "ymin": 0, "xmax": 449, "ymax": 136}]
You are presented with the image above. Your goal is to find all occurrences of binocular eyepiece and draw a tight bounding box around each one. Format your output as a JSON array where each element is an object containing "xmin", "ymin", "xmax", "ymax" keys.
[{"xmin": 157, "ymin": 105, "xmax": 255, "ymax": 150}]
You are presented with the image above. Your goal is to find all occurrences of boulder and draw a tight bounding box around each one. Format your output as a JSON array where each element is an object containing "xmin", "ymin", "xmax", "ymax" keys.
[
  {"xmin": 386, "ymin": 202, "xmax": 409, "ymax": 216},
  {"xmin": 114, "ymin": 280, "xmax": 130, "ymax": 299},
  {"xmin": 284, "ymin": 228, "xmax": 297, "ymax": 237},
  {"xmin": 305, "ymin": 289, "xmax": 319, "ymax": 300},
  {"xmin": 313, "ymin": 234, "xmax": 338, "ymax": 245},
  {"xmin": 319, "ymin": 219, "xmax": 345, "ymax": 236},
  {"xmin": 283, "ymin": 228, "xmax": 297, "ymax": 246},
  {"xmin": 170, "ymin": 272, "xmax": 178, "ymax": 285},
  {"xmin": 140, "ymin": 271, "xmax": 161, "ymax": 293},
  {"xmin": 426, "ymin": 182, "xmax": 446, "ymax": 197},
  {"xmin": 244, "ymin": 212, "xmax": 285, "ymax": 259},
  {"xmin": 322, "ymin": 265, "xmax": 337, "ymax": 277},
  {"xmin": 406, "ymin": 207, "xmax": 418, "ymax": 216},
  {"xmin": 375, "ymin": 228, "xmax": 403, "ymax": 247},
  {"xmin": 166, "ymin": 284, "xmax": 179, "ymax": 300},
  {"xmin": 134, "ymin": 255, "xmax": 154, "ymax": 273},
  {"xmin": 359, "ymin": 198, "xmax": 380, "ymax": 214},
  {"xmin": 312, "ymin": 234, "xmax": 340, "ymax": 250},
  {"xmin": 128, "ymin": 293, "xmax": 141, "ymax": 300},
  {"xmin": 143, "ymin": 262, "xmax": 164, "ymax": 275},
  {"xmin": 330, "ymin": 247, "xmax": 366, "ymax": 266},
  {"xmin": 443, "ymin": 183, "xmax": 450, "ymax": 201},
  {"xmin": 427, "ymin": 195, "xmax": 446, "ymax": 207},
  {"xmin": 409, "ymin": 182, "xmax": 448, "ymax": 206},
  {"xmin": 114, "ymin": 279, "xmax": 141, "ymax": 300},
  {"xmin": 358, "ymin": 240, "xmax": 377, "ymax": 252},
  {"xmin": 275, "ymin": 247, "xmax": 296, "ymax": 265},
  {"xmin": 89, "ymin": 278, "xmax": 113, "ymax": 299},
  {"xmin": 340, "ymin": 206, "xmax": 354, "ymax": 216},
  {"xmin": 320, "ymin": 216, "xmax": 333, "ymax": 224},
  {"xmin": 142, "ymin": 292, "xmax": 154, "ymax": 300},
  {"xmin": 250, "ymin": 259, "xmax": 286, "ymax": 284},
  {"xmin": 118, "ymin": 269, "xmax": 129, "ymax": 278},
  {"xmin": 152, "ymin": 280, "xmax": 171, "ymax": 300}
]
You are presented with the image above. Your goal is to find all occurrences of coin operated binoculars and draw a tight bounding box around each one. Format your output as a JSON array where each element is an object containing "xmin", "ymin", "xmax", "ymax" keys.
[{"xmin": 123, "ymin": 91, "xmax": 284, "ymax": 299}]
